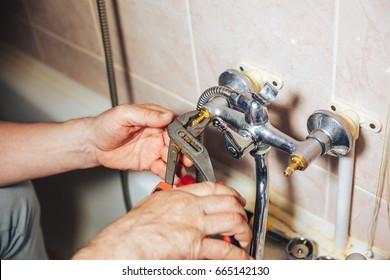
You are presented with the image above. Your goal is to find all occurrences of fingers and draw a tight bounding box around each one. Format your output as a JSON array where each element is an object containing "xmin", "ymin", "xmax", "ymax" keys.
[
  {"xmin": 179, "ymin": 183, "xmax": 251, "ymax": 250},
  {"xmin": 180, "ymin": 154, "xmax": 193, "ymax": 167},
  {"xmin": 177, "ymin": 183, "xmax": 251, "ymax": 250},
  {"xmin": 178, "ymin": 182, "xmax": 246, "ymax": 206},
  {"xmin": 201, "ymin": 195, "xmax": 248, "ymax": 222},
  {"xmin": 202, "ymin": 212, "xmax": 252, "ymax": 248},
  {"xmin": 160, "ymin": 145, "xmax": 169, "ymax": 163},
  {"xmin": 200, "ymin": 238, "xmax": 251, "ymax": 260},
  {"xmin": 150, "ymin": 159, "xmax": 168, "ymax": 180}
]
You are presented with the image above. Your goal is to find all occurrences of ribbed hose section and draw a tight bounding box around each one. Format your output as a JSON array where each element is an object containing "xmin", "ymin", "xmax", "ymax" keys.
[
  {"xmin": 196, "ymin": 86, "xmax": 233, "ymax": 111},
  {"xmin": 195, "ymin": 86, "xmax": 233, "ymax": 182},
  {"xmin": 96, "ymin": 0, "xmax": 131, "ymax": 212}
]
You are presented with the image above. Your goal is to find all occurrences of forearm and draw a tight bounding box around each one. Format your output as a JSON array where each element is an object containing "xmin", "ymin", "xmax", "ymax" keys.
[{"xmin": 0, "ymin": 118, "xmax": 97, "ymax": 186}]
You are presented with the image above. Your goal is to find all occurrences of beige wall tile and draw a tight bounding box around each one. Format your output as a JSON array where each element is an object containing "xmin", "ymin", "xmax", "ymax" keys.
[
  {"xmin": 190, "ymin": 0, "xmax": 335, "ymax": 137},
  {"xmin": 327, "ymin": 179, "xmax": 390, "ymax": 254},
  {"xmin": 130, "ymin": 77, "xmax": 194, "ymax": 114},
  {"xmin": 336, "ymin": 0, "xmax": 390, "ymax": 116},
  {"xmin": 268, "ymin": 151, "xmax": 330, "ymax": 219},
  {"xmin": 0, "ymin": 12, "xmax": 40, "ymax": 59},
  {"xmin": 36, "ymin": 29, "xmax": 109, "ymax": 98},
  {"xmin": 335, "ymin": 0, "xmax": 390, "ymax": 195},
  {"xmin": 353, "ymin": 129, "xmax": 386, "ymax": 194},
  {"xmin": 25, "ymin": 0, "xmax": 102, "ymax": 56},
  {"xmin": 101, "ymin": 0, "xmax": 200, "ymax": 105},
  {"xmin": 350, "ymin": 186, "xmax": 390, "ymax": 254}
]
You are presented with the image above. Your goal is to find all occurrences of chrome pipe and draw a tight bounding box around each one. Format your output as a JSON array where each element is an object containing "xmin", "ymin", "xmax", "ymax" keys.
[{"xmin": 250, "ymin": 150, "xmax": 269, "ymax": 260}]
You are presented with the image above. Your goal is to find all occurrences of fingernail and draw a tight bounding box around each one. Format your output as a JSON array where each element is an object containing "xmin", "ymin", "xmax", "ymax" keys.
[{"xmin": 160, "ymin": 112, "xmax": 172, "ymax": 118}]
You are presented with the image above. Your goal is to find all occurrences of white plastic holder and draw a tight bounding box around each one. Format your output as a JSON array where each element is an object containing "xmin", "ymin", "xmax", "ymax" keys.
[
  {"xmin": 238, "ymin": 61, "xmax": 284, "ymax": 91},
  {"xmin": 329, "ymin": 99, "xmax": 382, "ymax": 133}
]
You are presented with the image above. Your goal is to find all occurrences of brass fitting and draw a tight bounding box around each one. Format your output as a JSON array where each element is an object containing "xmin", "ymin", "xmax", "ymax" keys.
[
  {"xmin": 284, "ymin": 154, "xmax": 308, "ymax": 177},
  {"xmin": 190, "ymin": 108, "xmax": 212, "ymax": 126}
]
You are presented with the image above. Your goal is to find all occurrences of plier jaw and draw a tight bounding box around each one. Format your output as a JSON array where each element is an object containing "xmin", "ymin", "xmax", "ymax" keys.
[
  {"xmin": 155, "ymin": 109, "xmax": 241, "ymax": 248},
  {"xmin": 164, "ymin": 109, "xmax": 215, "ymax": 186}
]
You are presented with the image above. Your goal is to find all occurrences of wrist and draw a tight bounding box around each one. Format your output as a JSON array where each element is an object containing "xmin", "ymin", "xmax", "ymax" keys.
[{"xmin": 64, "ymin": 117, "xmax": 99, "ymax": 169}]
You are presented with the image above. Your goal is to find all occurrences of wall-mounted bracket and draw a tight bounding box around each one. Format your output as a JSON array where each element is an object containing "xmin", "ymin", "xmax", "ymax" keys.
[
  {"xmin": 238, "ymin": 61, "xmax": 284, "ymax": 91},
  {"xmin": 329, "ymin": 99, "xmax": 382, "ymax": 133}
]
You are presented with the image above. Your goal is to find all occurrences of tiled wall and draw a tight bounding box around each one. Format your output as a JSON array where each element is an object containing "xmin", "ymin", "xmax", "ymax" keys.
[{"xmin": 1, "ymin": 0, "xmax": 389, "ymax": 254}]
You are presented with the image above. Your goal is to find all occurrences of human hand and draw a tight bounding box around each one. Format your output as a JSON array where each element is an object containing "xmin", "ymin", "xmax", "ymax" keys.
[
  {"xmin": 89, "ymin": 104, "xmax": 191, "ymax": 181},
  {"xmin": 72, "ymin": 182, "xmax": 252, "ymax": 260}
]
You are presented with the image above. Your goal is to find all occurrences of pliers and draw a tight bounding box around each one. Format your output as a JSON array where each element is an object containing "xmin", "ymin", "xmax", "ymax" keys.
[
  {"xmin": 152, "ymin": 109, "xmax": 240, "ymax": 247},
  {"xmin": 152, "ymin": 109, "xmax": 214, "ymax": 191},
  {"xmin": 165, "ymin": 109, "xmax": 215, "ymax": 185}
]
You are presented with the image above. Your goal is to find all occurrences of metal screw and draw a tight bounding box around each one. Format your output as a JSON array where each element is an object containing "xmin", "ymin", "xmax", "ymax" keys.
[
  {"xmin": 228, "ymin": 147, "xmax": 238, "ymax": 157},
  {"xmin": 212, "ymin": 118, "xmax": 221, "ymax": 127}
]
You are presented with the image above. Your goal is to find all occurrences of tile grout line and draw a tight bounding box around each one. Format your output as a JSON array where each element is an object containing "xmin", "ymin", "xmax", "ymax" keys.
[
  {"xmin": 3, "ymin": 7, "xmax": 194, "ymax": 109},
  {"xmin": 5, "ymin": 3, "xmax": 105, "ymax": 66},
  {"xmin": 20, "ymin": 1, "xmax": 45, "ymax": 62},
  {"xmin": 87, "ymin": 0, "xmax": 105, "ymax": 58},
  {"xmin": 185, "ymin": 0, "xmax": 201, "ymax": 97},
  {"xmin": 0, "ymin": 44, "xmax": 194, "ymax": 110},
  {"xmin": 31, "ymin": 22, "xmax": 104, "ymax": 62},
  {"xmin": 330, "ymin": 0, "xmax": 340, "ymax": 99},
  {"xmin": 111, "ymin": 63, "xmax": 196, "ymax": 107},
  {"xmin": 128, "ymin": 70, "xmax": 196, "ymax": 107},
  {"xmin": 325, "ymin": 0, "xmax": 340, "ymax": 221}
]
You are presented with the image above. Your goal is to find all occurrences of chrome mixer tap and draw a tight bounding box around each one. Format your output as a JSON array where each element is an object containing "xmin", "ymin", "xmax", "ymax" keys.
[{"xmin": 195, "ymin": 68, "xmax": 353, "ymax": 259}]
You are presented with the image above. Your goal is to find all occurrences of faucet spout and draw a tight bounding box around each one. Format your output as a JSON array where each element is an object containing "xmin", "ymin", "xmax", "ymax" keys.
[
  {"xmin": 250, "ymin": 150, "xmax": 269, "ymax": 260},
  {"xmin": 250, "ymin": 123, "xmax": 299, "ymax": 154}
]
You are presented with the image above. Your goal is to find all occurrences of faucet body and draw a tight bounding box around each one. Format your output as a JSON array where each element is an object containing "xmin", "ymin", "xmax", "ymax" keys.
[{"xmin": 196, "ymin": 69, "xmax": 353, "ymax": 259}]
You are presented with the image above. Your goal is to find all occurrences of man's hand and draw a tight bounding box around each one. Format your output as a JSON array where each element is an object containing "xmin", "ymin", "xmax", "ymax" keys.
[
  {"xmin": 72, "ymin": 182, "xmax": 252, "ymax": 260},
  {"xmin": 0, "ymin": 103, "xmax": 190, "ymax": 186},
  {"xmin": 90, "ymin": 104, "xmax": 192, "ymax": 181}
]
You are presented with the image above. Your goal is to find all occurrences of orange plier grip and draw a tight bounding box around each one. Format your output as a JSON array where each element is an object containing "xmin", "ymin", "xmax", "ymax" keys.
[{"xmin": 151, "ymin": 181, "xmax": 173, "ymax": 193}]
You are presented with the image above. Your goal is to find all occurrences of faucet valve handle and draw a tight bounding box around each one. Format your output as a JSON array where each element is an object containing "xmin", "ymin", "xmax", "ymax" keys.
[{"xmin": 213, "ymin": 117, "xmax": 255, "ymax": 159}]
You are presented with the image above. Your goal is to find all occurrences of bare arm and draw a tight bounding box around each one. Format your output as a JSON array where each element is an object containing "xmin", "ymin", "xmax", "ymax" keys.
[
  {"xmin": 0, "ymin": 119, "xmax": 96, "ymax": 186},
  {"xmin": 0, "ymin": 104, "xmax": 191, "ymax": 186}
]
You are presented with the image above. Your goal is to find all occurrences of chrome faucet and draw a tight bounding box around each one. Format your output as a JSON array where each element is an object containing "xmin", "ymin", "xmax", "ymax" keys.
[{"xmin": 196, "ymin": 69, "xmax": 353, "ymax": 259}]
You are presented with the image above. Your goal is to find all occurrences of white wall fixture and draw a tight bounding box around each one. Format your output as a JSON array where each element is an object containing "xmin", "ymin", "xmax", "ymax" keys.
[{"xmin": 329, "ymin": 99, "xmax": 382, "ymax": 133}]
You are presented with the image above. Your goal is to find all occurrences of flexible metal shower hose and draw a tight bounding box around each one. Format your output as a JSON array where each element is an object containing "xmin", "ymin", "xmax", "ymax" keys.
[
  {"xmin": 96, "ymin": 0, "xmax": 131, "ymax": 212},
  {"xmin": 195, "ymin": 86, "xmax": 233, "ymax": 182}
]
